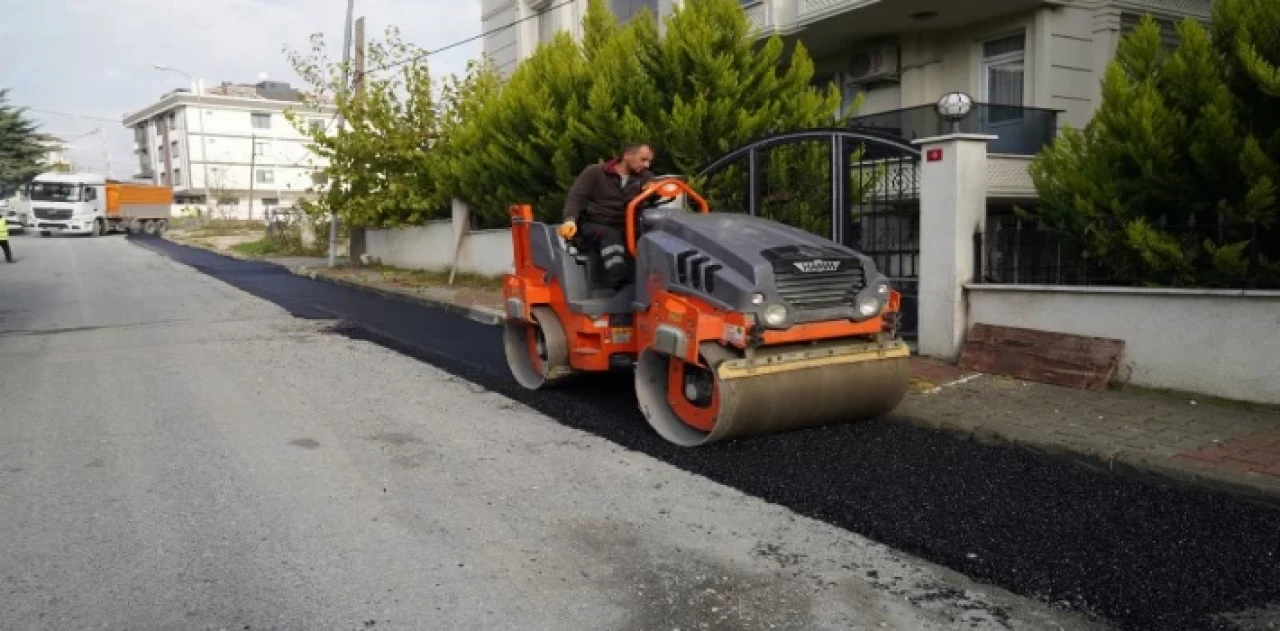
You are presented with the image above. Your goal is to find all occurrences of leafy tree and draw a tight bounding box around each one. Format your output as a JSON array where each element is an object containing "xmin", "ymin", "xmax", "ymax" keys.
[
  {"xmin": 284, "ymin": 26, "xmax": 451, "ymax": 228},
  {"xmin": 1026, "ymin": 2, "xmax": 1279, "ymax": 287},
  {"xmin": 436, "ymin": 0, "xmax": 848, "ymax": 226},
  {"xmin": 0, "ymin": 89, "xmax": 48, "ymax": 191}
]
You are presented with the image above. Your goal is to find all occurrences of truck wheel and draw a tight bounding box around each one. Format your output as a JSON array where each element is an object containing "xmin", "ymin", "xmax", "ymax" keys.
[
  {"xmin": 41, "ymin": 231, "xmax": 50, "ymax": 238},
  {"xmin": 143, "ymin": 220, "xmax": 157, "ymax": 235},
  {"xmin": 94, "ymin": 219, "xmax": 104, "ymax": 237},
  {"xmin": 155, "ymin": 220, "xmax": 169, "ymax": 235}
]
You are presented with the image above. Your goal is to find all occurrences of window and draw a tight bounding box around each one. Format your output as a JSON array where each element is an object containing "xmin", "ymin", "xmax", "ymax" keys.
[
  {"xmin": 83, "ymin": 187, "xmax": 97, "ymax": 201},
  {"xmin": 609, "ymin": 0, "xmax": 658, "ymax": 24},
  {"xmin": 308, "ymin": 118, "xmax": 326, "ymax": 132},
  {"xmin": 254, "ymin": 141, "xmax": 269, "ymax": 156},
  {"xmin": 261, "ymin": 197, "xmax": 279, "ymax": 207},
  {"xmin": 980, "ymin": 33, "xmax": 1026, "ymax": 123},
  {"xmin": 256, "ymin": 169, "xmax": 274, "ymax": 184},
  {"xmin": 251, "ymin": 112, "xmax": 271, "ymax": 129},
  {"xmin": 173, "ymin": 169, "xmax": 182, "ymax": 186},
  {"xmin": 171, "ymin": 140, "xmax": 179, "ymax": 158}
]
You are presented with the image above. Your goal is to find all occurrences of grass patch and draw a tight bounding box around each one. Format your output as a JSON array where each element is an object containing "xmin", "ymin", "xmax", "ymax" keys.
[
  {"xmin": 364, "ymin": 264, "xmax": 504, "ymax": 292},
  {"xmin": 181, "ymin": 219, "xmax": 266, "ymax": 238},
  {"xmin": 231, "ymin": 236, "xmax": 325, "ymax": 258}
]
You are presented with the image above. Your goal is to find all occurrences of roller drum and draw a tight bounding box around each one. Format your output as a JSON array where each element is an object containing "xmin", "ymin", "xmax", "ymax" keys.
[{"xmin": 636, "ymin": 341, "xmax": 911, "ymax": 447}]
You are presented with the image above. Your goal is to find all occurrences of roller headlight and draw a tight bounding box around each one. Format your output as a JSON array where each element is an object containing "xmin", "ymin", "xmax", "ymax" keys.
[
  {"xmin": 856, "ymin": 294, "xmax": 883, "ymax": 317},
  {"xmin": 750, "ymin": 292, "xmax": 765, "ymax": 306},
  {"xmin": 762, "ymin": 304, "xmax": 788, "ymax": 327},
  {"xmin": 874, "ymin": 279, "xmax": 891, "ymax": 298}
]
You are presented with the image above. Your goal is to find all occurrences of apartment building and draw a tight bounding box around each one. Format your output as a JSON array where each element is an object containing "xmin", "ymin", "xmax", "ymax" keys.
[
  {"xmin": 122, "ymin": 80, "xmax": 338, "ymax": 219},
  {"xmin": 481, "ymin": 0, "xmax": 1211, "ymax": 157}
]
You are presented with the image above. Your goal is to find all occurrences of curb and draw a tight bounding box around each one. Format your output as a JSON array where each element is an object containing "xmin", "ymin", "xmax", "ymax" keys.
[
  {"xmin": 288, "ymin": 266, "xmax": 506, "ymax": 327},
  {"xmin": 900, "ymin": 412, "xmax": 1280, "ymax": 509}
]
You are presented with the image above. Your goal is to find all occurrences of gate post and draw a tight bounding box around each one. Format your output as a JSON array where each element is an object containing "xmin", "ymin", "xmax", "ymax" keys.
[{"xmin": 912, "ymin": 133, "xmax": 994, "ymax": 361}]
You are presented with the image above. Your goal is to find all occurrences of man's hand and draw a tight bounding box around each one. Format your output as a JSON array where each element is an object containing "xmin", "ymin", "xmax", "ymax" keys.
[{"xmin": 558, "ymin": 219, "xmax": 578, "ymax": 239}]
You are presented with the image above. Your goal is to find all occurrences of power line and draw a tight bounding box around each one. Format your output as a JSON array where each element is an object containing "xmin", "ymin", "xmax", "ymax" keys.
[
  {"xmin": 368, "ymin": 0, "xmax": 575, "ymax": 74},
  {"xmin": 26, "ymin": 108, "xmax": 122, "ymax": 124}
]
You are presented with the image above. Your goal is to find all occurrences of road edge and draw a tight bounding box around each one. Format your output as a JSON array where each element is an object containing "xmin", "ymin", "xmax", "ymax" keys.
[
  {"xmin": 898, "ymin": 410, "xmax": 1280, "ymax": 509},
  {"xmin": 288, "ymin": 266, "xmax": 506, "ymax": 327}
]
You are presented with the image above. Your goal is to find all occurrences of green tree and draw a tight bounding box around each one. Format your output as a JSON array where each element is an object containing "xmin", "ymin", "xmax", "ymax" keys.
[
  {"xmin": 436, "ymin": 0, "xmax": 848, "ymax": 226},
  {"xmin": 0, "ymin": 89, "xmax": 48, "ymax": 191},
  {"xmin": 284, "ymin": 26, "xmax": 450, "ymax": 228},
  {"xmin": 1026, "ymin": 3, "xmax": 1279, "ymax": 287}
]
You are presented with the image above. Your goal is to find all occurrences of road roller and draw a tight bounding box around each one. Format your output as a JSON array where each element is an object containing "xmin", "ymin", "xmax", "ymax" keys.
[{"xmin": 501, "ymin": 176, "xmax": 911, "ymax": 447}]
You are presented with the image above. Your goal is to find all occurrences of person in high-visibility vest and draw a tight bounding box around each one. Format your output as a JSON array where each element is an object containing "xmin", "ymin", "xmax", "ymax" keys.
[{"xmin": 0, "ymin": 214, "xmax": 12, "ymax": 263}]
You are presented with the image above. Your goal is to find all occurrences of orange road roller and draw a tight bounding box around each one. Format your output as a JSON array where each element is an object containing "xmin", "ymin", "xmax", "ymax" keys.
[{"xmin": 501, "ymin": 177, "xmax": 911, "ymax": 447}]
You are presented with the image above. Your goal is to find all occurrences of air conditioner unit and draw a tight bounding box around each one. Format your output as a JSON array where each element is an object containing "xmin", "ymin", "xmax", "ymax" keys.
[{"xmin": 847, "ymin": 45, "xmax": 900, "ymax": 84}]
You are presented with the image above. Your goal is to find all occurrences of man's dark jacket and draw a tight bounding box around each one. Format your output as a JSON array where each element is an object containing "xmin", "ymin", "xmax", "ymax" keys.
[{"xmin": 563, "ymin": 158, "xmax": 654, "ymax": 226}]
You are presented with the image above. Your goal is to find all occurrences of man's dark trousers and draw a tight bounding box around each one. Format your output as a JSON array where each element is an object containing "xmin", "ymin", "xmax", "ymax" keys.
[
  {"xmin": 580, "ymin": 221, "xmax": 630, "ymax": 287},
  {"xmin": 1, "ymin": 239, "xmax": 11, "ymax": 263}
]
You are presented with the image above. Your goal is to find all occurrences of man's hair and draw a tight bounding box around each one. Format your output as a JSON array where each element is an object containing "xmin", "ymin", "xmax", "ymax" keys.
[{"xmin": 620, "ymin": 143, "xmax": 650, "ymax": 156}]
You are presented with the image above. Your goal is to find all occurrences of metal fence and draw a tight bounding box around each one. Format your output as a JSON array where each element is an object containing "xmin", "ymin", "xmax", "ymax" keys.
[{"xmin": 975, "ymin": 213, "xmax": 1278, "ymax": 290}]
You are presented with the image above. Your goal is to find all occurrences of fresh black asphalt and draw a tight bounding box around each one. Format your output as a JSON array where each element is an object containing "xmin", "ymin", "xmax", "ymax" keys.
[{"xmin": 131, "ymin": 235, "xmax": 1280, "ymax": 631}]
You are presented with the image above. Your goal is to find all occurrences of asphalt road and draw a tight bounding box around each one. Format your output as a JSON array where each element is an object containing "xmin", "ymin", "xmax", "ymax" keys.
[
  {"xmin": 0, "ymin": 235, "xmax": 1116, "ymax": 630},
  {"xmin": 102, "ymin": 234, "xmax": 1280, "ymax": 631}
]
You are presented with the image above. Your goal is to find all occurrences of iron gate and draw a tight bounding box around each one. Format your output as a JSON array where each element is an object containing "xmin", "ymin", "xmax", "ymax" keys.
[{"xmin": 696, "ymin": 129, "xmax": 923, "ymax": 340}]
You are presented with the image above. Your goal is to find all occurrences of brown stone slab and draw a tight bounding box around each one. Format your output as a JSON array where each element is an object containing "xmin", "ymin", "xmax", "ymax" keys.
[{"xmin": 958, "ymin": 323, "xmax": 1125, "ymax": 391}]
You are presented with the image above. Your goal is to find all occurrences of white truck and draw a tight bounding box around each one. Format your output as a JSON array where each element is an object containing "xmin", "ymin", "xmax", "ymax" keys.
[{"xmin": 27, "ymin": 172, "xmax": 173, "ymax": 237}]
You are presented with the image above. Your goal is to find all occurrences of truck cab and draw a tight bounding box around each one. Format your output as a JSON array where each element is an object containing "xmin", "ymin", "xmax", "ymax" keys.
[{"xmin": 30, "ymin": 172, "xmax": 108, "ymax": 237}]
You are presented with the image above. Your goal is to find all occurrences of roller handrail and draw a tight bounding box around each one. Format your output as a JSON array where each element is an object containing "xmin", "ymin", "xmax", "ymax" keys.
[{"xmin": 625, "ymin": 179, "xmax": 710, "ymax": 258}]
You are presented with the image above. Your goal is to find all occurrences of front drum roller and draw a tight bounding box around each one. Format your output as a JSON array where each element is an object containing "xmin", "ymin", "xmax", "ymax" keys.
[
  {"xmin": 504, "ymin": 305, "xmax": 573, "ymax": 389},
  {"xmin": 635, "ymin": 341, "xmax": 911, "ymax": 447}
]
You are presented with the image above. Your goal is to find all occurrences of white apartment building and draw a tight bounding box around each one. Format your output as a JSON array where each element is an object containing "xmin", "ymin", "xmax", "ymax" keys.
[
  {"xmin": 122, "ymin": 80, "xmax": 338, "ymax": 220},
  {"xmin": 482, "ymin": 0, "xmax": 1211, "ymax": 157}
]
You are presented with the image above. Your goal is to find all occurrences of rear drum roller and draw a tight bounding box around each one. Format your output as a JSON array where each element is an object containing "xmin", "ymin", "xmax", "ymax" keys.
[
  {"xmin": 636, "ymin": 346, "xmax": 911, "ymax": 447},
  {"xmin": 504, "ymin": 305, "xmax": 572, "ymax": 389}
]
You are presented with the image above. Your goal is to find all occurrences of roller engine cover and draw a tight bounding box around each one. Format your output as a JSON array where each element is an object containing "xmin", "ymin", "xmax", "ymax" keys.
[{"xmin": 634, "ymin": 210, "xmax": 890, "ymax": 325}]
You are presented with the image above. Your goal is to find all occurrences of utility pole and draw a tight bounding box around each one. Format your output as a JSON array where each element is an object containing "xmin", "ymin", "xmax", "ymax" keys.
[
  {"xmin": 354, "ymin": 17, "xmax": 366, "ymax": 99},
  {"xmin": 348, "ymin": 14, "xmax": 368, "ymax": 266},
  {"xmin": 248, "ymin": 133, "xmax": 256, "ymax": 220},
  {"xmin": 329, "ymin": 0, "xmax": 355, "ymax": 267}
]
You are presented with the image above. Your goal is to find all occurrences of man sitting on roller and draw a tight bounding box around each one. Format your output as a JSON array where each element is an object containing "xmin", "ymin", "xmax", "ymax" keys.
[{"xmin": 558, "ymin": 143, "xmax": 655, "ymax": 289}]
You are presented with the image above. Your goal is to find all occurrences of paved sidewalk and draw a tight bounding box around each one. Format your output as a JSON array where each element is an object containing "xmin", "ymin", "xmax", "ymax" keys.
[{"xmin": 172, "ymin": 242, "xmax": 1280, "ymax": 508}]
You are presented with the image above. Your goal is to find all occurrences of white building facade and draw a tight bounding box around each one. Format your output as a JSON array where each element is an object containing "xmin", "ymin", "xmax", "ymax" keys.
[
  {"xmin": 481, "ymin": 0, "xmax": 1211, "ymax": 158},
  {"xmin": 122, "ymin": 80, "xmax": 338, "ymax": 220}
]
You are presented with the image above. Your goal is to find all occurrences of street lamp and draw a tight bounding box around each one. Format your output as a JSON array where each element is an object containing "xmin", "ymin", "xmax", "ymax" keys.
[
  {"xmin": 935, "ymin": 91, "xmax": 974, "ymax": 134},
  {"xmin": 153, "ymin": 63, "xmax": 211, "ymax": 219}
]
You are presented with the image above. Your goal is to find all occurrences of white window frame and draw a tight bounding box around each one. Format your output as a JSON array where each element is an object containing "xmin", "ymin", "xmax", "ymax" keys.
[{"xmin": 978, "ymin": 31, "xmax": 1027, "ymax": 126}]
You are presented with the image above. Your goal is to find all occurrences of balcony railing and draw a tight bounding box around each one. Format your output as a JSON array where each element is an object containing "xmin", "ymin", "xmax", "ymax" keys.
[{"xmin": 847, "ymin": 103, "xmax": 1061, "ymax": 156}]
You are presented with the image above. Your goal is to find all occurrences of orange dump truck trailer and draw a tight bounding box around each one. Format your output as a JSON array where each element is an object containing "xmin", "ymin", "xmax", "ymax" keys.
[{"xmin": 106, "ymin": 181, "xmax": 173, "ymax": 235}]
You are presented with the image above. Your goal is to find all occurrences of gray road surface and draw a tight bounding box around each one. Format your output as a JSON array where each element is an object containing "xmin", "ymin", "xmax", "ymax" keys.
[{"xmin": 0, "ymin": 234, "xmax": 1106, "ymax": 630}]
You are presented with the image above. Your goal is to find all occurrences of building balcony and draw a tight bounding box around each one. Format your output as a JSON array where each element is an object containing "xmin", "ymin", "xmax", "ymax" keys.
[
  {"xmin": 756, "ymin": 0, "xmax": 1046, "ymax": 58},
  {"xmin": 847, "ymin": 103, "xmax": 1060, "ymax": 156}
]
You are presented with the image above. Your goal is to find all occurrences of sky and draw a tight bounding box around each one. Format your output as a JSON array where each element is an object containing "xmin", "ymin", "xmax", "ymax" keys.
[{"xmin": 0, "ymin": 0, "xmax": 484, "ymax": 179}]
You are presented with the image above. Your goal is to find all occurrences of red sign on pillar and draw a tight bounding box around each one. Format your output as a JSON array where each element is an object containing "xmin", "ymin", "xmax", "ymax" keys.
[{"xmin": 926, "ymin": 148, "xmax": 943, "ymax": 162}]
